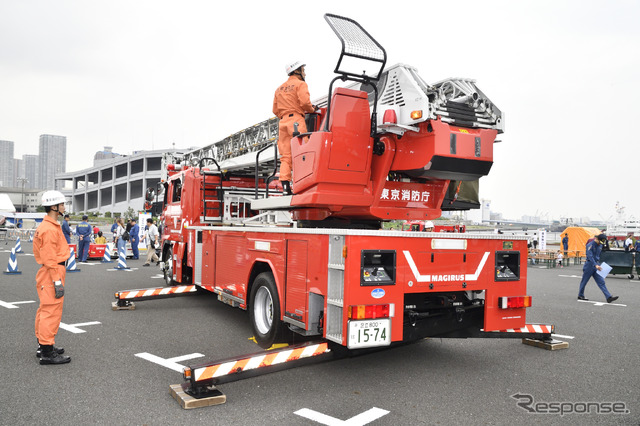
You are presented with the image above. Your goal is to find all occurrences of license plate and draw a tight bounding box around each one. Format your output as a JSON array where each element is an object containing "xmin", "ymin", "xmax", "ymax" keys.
[{"xmin": 347, "ymin": 319, "xmax": 391, "ymax": 349}]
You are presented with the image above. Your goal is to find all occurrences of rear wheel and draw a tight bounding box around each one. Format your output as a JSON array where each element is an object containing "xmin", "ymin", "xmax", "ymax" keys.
[
  {"xmin": 249, "ymin": 272, "xmax": 286, "ymax": 349},
  {"xmin": 163, "ymin": 246, "xmax": 175, "ymax": 286}
]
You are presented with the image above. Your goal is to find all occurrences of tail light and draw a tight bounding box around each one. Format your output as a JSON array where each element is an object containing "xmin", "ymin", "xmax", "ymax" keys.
[
  {"xmin": 348, "ymin": 304, "xmax": 390, "ymax": 320},
  {"xmin": 498, "ymin": 296, "xmax": 532, "ymax": 309}
]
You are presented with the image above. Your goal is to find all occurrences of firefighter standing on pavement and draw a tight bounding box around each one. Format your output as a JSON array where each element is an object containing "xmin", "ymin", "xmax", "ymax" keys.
[
  {"xmin": 272, "ymin": 61, "xmax": 318, "ymax": 195},
  {"xmin": 33, "ymin": 190, "xmax": 71, "ymax": 365},
  {"xmin": 75, "ymin": 215, "xmax": 92, "ymax": 262}
]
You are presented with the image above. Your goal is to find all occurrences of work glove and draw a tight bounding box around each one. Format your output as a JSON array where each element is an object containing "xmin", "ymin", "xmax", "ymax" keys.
[{"xmin": 54, "ymin": 280, "xmax": 64, "ymax": 299}]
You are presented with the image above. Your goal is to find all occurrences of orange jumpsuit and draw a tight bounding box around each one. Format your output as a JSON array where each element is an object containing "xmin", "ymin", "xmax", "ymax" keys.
[
  {"xmin": 33, "ymin": 215, "xmax": 69, "ymax": 345},
  {"xmin": 272, "ymin": 75, "xmax": 315, "ymax": 182}
]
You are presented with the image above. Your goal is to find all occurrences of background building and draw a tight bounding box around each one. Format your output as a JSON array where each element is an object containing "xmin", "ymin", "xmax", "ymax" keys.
[
  {"xmin": 20, "ymin": 154, "xmax": 40, "ymax": 190},
  {"xmin": 0, "ymin": 140, "xmax": 15, "ymax": 187},
  {"xmin": 38, "ymin": 134, "xmax": 67, "ymax": 190},
  {"xmin": 56, "ymin": 149, "xmax": 179, "ymax": 215}
]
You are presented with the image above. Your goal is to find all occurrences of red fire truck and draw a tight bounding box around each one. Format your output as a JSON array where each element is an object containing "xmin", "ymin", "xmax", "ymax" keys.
[{"xmin": 118, "ymin": 15, "xmax": 554, "ymax": 357}]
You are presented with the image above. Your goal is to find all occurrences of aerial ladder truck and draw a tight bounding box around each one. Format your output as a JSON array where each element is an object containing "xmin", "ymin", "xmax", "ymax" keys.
[{"xmin": 116, "ymin": 14, "xmax": 563, "ymax": 404}]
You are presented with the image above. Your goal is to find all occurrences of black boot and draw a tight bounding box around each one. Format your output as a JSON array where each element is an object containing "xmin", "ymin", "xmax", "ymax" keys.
[
  {"xmin": 39, "ymin": 345, "xmax": 71, "ymax": 365},
  {"xmin": 36, "ymin": 345, "xmax": 64, "ymax": 358},
  {"xmin": 281, "ymin": 181, "xmax": 293, "ymax": 196}
]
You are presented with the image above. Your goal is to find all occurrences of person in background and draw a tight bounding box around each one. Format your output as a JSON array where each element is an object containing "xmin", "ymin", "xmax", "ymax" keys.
[
  {"xmin": 130, "ymin": 218, "xmax": 140, "ymax": 260},
  {"xmin": 93, "ymin": 225, "xmax": 100, "ymax": 238},
  {"xmin": 556, "ymin": 250, "xmax": 563, "ymax": 268},
  {"xmin": 75, "ymin": 215, "xmax": 92, "ymax": 262},
  {"xmin": 94, "ymin": 231, "xmax": 106, "ymax": 244},
  {"xmin": 423, "ymin": 221, "xmax": 434, "ymax": 232},
  {"xmin": 114, "ymin": 217, "xmax": 126, "ymax": 255},
  {"xmin": 61, "ymin": 214, "xmax": 72, "ymax": 244},
  {"xmin": 33, "ymin": 190, "xmax": 71, "ymax": 365},
  {"xmin": 110, "ymin": 219, "xmax": 118, "ymax": 243},
  {"xmin": 624, "ymin": 233, "xmax": 634, "ymax": 252},
  {"xmin": 562, "ymin": 233, "xmax": 569, "ymax": 257},
  {"xmin": 143, "ymin": 218, "xmax": 160, "ymax": 267},
  {"xmin": 577, "ymin": 234, "xmax": 619, "ymax": 303}
]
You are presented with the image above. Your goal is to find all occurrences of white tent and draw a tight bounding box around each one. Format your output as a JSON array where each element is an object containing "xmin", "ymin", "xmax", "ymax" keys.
[{"xmin": 0, "ymin": 194, "xmax": 16, "ymax": 213}]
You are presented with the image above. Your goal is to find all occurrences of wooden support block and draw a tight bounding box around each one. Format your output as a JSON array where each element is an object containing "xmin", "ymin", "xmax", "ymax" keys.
[
  {"xmin": 170, "ymin": 383, "xmax": 226, "ymax": 409},
  {"xmin": 111, "ymin": 301, "xmax": 135, "ymax": 311},
  {"xmin": 522, "ymin": 338, "xmax": 569, "ymax": 350}
]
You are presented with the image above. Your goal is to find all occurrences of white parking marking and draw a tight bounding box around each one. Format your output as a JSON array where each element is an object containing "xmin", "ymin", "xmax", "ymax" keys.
[
  {"xmin": 0, "ymin": 300, "xmax": 35, "ymax": 309},
  {"xmin": 135, "ymin": 352, "xmax": 205, "ymax": 372},
  {"xmin": 577, "ymin": 300, "xmax": 626, "ymax": 307},
  {"xmin": 552, "ymin": 334, "xmax": 575, "ymax": 339},
  {"xmin": 59, "ymin": 321, "xmax": 102, "ymax": 333},
  {"xmin": 294, "ymin": 407, "xmax": 389, "ymax": 425}
]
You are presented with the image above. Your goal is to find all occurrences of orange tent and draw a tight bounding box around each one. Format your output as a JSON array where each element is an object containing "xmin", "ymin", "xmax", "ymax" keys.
[{"xmin": 560, "ymin": 227, "xmax": 601, "ymax": 257}]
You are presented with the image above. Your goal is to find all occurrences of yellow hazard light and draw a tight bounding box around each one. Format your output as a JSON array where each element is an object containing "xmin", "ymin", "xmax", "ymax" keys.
[
  {"xmin": 410, "ymin": 110, "xmax": 423, "ymax": 120},
  {"xmin": 342, "ymin": 245, "xmax": 348, "ymax": 259},
  {"xmin": 183, "ymin": 367, "xmax": 192, "ymax": 380},
  {"xmin": 114, "ymin": 292, "xmax": 120, "ymax": 299}
]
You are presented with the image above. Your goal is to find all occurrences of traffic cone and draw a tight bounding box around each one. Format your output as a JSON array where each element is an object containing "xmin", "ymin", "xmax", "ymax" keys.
[
  {"xmin": 114, "ymin": 245, "xmax": 130, "ymax": 270},
  {"xmin": 66, "ymin": 247, "xmax": 81, "ymax": 273},
  {"xmin": 14, "ymin": 237, "xmax": 24, "ymax": 254},
  {"xmin": 102, "ymin": 243, "xmax": 113, "ymax": 263},
  {"xmin": 4, "ymin": 247, "xmax": 22, "ymax": 275}
]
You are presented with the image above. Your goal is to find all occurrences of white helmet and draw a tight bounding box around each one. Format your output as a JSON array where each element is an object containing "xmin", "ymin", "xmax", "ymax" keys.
[
  {"xmin": 424, "ymin": 221, "xmax": 435, "ymax": 229},
  {"xmin": 286, "ymin": 61, "xmax": 305, "ymax": 75},
  {"xmin": 41, "ymin": 190, "xmax": 66, "ymax": 206}
]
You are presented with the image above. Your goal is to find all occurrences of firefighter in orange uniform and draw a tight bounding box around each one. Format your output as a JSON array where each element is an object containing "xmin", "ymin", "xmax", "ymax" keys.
[
  {"xmin": 272, "ymin": 60, "xmax": 318, "ymax": 195},
  {"xmin": 33, "ymin": 190, "xmax": 71, "ymax": 364}
]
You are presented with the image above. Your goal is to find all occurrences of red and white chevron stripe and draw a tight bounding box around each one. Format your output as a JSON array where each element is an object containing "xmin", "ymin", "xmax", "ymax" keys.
[
  {"xmin": 193, "ymin": 342, "xmax": 329, "ymax": 382},
  {"xmin": 496, "ymin": 324, "xmax": 554, "ymax": 334},
  {"xmin": 118, "ymin": 285, "xmax": 197, "ymax": 299}
]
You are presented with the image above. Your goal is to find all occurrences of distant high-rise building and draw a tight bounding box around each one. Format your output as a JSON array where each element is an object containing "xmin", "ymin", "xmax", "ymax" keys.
[
  {"xmin": 0, "ymin": 140, "xmax": 14, "ymax": 187},
  {"xmin": 21, "ymin": 154, "xmax": 40, "ymax": 190},
  {"xmin": 39, "ymin": 134, "xmax": 67, "ymax": 190},
  {"xmin": 13, "ymin": 158, "xmax": 23, "ymax": 188}
]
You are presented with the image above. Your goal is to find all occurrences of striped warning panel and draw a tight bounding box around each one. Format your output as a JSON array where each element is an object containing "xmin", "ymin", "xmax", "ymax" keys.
[
  {"xmin": 193, "ymin": 342, "xmax": 329, "ymax": 383},
  {"xmin": 118, "ymin": 285, "xmax": 197, "ymax": 299},
  {"xmin": 497, "ymin": 324, "xmax": 554, "ymax": 334}
]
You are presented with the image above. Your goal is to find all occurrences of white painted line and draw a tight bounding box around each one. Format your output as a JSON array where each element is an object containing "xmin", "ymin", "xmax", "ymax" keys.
[
  {"xmin": 59, "ymin": 321, "xmax": 102, "ymax": 334},
  {"xmin": 577, "ymin": 300, "xmax": 626, "ymax": 307},
  {"xmin": 552, "ymin": 334, "xmax": 575, "ymax": 339},
  {"xmin": 559, "ymin": 274, "xmax": 581, "ymax": 278},
  {"xmin": 167, "ymin": 353, "xmax": 206, "ymax": 363},
  {"xmin": 294, "ymin": 407, "xmax": 389, "ymax": 426},
  {"xmin": 135, "ymin": 352, "xmax": 205, "ymax": 372},
  {"xmin": 0, "ymin": 300, "xmax": 35, "ymax": 309}
]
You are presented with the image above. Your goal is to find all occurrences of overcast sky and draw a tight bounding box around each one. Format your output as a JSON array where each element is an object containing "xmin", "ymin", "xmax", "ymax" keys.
[{"xmin": 1, "ymin": 0, "xmax": 639, "ymax": 221}]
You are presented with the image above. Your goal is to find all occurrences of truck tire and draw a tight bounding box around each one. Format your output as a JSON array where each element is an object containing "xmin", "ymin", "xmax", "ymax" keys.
[
  {"xmin": 249, "ymin": 272, "xmax": 286, "ymax": 349},
  {"xmin": 163, "ymin": 246, "xmax": 176, "ymax": 286}
]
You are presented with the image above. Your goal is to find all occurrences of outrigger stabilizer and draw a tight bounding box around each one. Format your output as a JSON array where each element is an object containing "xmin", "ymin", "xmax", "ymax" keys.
[
  {"xmin": 111, "ymin": 284, "xmax": 200, "ymax": 310},
  {"xmin": 171, "ymin": 341, "xmax": 335, "ymax": 409}
]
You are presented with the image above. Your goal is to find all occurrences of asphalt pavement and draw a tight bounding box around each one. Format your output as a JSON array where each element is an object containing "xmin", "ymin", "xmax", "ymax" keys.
[{"xmin": 1, "ymin": 240, "xmax": 638, "ymax": 425}]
